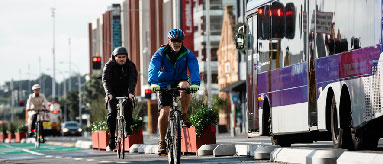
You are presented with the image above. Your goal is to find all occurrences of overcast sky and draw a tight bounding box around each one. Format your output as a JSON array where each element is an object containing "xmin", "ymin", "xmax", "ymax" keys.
[{"xmin": 0, "ymin": 0, "xmax": 123, "ymax": 86}]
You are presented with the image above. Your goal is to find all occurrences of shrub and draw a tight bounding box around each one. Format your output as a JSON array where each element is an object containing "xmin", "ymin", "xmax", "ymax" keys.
[
  {"xmin": 15, "ymin": 125, "xmax": 28, "ymax": 133},
  {"xmin": 190, "ymin": 105, "xmax": 218, "ymax": 137},
  {"xmin": 130, "ymin": 116, "xmax": 144, "ymax": 132}
]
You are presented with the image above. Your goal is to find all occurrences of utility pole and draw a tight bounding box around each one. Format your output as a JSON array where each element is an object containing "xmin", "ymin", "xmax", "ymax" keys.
[
  {"xmin": 78, "ymin": 74, "xmax": 82, "ymax": 128},
  {"xmin": 206, "ymin": 0, "xmax": 211, "ymax": 107},
  {"xmin": 51, "ymin": 8, "xmax": 56, "ymax": 100},
  {"xmin": 68, "ymin": 38, "xmax": 72, "ymax": 91},
  {"xmin": 10, "ymin": 79, "xmax": 14, "ymax": 121}
]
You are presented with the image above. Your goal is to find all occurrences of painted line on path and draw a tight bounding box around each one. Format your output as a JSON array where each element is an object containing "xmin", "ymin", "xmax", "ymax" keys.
[{"xmin": 21, "ymin": 149, "xmax": 44, "ymax": 156}]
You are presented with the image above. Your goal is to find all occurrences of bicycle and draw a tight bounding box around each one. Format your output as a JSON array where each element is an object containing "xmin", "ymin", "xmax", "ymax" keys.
[
  {"xmin": 159, "ymin": 86, "xmax": 190, "ymax": 164},
  {"xmin": 115, "ymin": 96, "xmax": 134, "ymax": 159},
  {"xmin": 29, "ymin": 109, "xmax": 48, "ymax": 148}
]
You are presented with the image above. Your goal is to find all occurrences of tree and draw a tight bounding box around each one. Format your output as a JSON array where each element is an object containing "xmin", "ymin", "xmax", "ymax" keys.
[
  {"xmin": 83, "ymin": 74, "xmax": 107, "ymax": 122},
  {"xmin": 61, "ymin": 90, "xmax": 79, "ymax": 121}
]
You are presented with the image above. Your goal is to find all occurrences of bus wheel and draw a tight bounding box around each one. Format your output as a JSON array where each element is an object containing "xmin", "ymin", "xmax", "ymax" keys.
[
  {"xmin": 330, "ymin": 96, "xmax": 352, "ymax": 149},
  {"xmin": 271, "ymin": 135, "xmax": 291, "ymax": 147},
  {"xmin": 352, "ymin": 128, "xmax": 379, "ymax": 150}
]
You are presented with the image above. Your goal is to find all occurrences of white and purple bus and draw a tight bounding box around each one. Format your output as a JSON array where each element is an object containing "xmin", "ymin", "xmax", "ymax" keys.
[{"xmin": 242, "ymin": 0, "xmax": 383, "ymax": 150}]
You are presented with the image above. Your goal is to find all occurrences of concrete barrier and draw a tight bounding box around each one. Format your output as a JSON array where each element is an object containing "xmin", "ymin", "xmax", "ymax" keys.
[
  {"xmin": 254, "ymin": 145, "xmax": 280, "ymax": 160},
  {"xmin": 337, "ymin": 151, "xmax": 383, "ymax": 164},
  {"xmin": 271, "ymin": 148, "xmax": 315, "ymax": 163},
  {"xmin": 129, "ymin": 144, "xmax": 142, "ymax": 153},
  {"xmin": 308, "ymin": 149, "xmax": 345, "ymax": 164},
  {"xmin": 197, "ymin": 144, "xmax": 217, "ymax": 156},
  {"xmin": 213, "ymin": 144, "xmax": 236, "ymax": 157},
  {"xmin": 144, "ymin": 145, "xmax": 157, "ymax": 154},
  {"xmin": 138, "ymin": 144, "xmax": 146, "ymax": 154}
]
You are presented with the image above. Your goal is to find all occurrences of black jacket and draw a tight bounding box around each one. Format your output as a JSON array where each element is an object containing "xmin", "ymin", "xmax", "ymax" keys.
[{"xmin": 102, "ymin": 57, "xmax": 138, "ymax": 97}]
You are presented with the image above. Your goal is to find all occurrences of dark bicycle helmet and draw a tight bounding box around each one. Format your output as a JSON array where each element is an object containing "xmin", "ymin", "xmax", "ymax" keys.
[
  {"xmin": 167, "ymin": 29, "xmax": 185, "ymax": 41},
  {"xmin": 112, "ymin": 47, "xmax": 128, "ymax": 57}
]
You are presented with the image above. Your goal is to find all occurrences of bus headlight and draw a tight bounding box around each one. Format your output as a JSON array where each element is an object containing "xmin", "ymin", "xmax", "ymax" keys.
[
  {"xmin": 63, "ymin": 128, "xmax": 69, "ymax": 132},
  {"xmin": 78, "ymin": 128, "xmax": 82, "ymax": 132}
]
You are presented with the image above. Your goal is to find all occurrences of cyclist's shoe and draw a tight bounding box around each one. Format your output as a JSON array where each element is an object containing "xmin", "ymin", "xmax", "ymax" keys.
[
  {"xmin": 106, "ymin": 139, "xmax": 115, "ymax": 152},
  {"xmin": 181, "ymin": 113, "xmax": 192, "ymax": 128},
  {"xmin": 158, "ymin": 141, "xmax": 167, "ymax": 155},
  {"xmin": 28, "ymin": 132, "xmax": 34, "ymax": 137}
]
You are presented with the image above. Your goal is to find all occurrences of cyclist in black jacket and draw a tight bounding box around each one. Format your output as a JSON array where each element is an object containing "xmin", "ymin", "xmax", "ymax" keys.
[{"xmin": 102, "ymin": 47, "xmax": 138, "ymax": 151}]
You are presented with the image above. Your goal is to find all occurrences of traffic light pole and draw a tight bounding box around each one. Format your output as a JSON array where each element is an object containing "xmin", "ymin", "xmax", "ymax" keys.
[{"xmin": 147, "ymin": 99, "xmax": 152, "ymax": 134}]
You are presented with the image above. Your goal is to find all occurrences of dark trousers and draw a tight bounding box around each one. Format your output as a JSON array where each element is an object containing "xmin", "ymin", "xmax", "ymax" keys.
[
  {"xmin": 107, "ymin": 98, "xmax": 133, "ymax": 141},
  {"xmin": 31, "ymin": 114, "xmax": 45, "ymax": 139}
]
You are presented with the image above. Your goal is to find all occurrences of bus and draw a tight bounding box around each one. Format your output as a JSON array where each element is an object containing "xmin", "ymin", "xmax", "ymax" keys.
[{"xmin": 241, "ymin": 0, "xmax": 383, "ymax": 150}]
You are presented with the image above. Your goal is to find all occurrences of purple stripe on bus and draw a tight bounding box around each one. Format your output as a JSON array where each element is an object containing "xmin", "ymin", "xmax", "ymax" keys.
[{"xmin": 257, "ymin": 45, "xmax": 381, "ymax": 108}]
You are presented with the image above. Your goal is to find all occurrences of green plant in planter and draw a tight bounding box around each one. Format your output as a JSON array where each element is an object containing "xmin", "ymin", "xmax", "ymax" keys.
[
  {"xmin": 190, "ymin": 105, "xmax": 218, "ymax": 137},
  {"xmin": 98, "ymin": 120, "xmax": 108, "ymax": 131},
  {"xmin": 6, "ymin": 123, "xmax": 16, "ymax": 134},
  {"xmin": 130, "ymin": 116, "xmax": 144, "ymax": 132},
  {"xmin": 15, "ymin": 125, "xmax": 28, "ymax": 133},
  {"xmin": 90, "ymin": 121, "xmax": 100, "ymax": 132}
]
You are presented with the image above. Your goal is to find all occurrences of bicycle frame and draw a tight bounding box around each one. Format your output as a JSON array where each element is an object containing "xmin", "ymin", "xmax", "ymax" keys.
[
  {"xmin": 30, "ymin": 109, "xmax": 47, "ymax": 148},
  {"xmin": 159, "ymin": 87, "xmax": 189, "ymax": 164},
  {"xmin": 115, "ymin": 96, "xmax": 131, "ymax": 159}
]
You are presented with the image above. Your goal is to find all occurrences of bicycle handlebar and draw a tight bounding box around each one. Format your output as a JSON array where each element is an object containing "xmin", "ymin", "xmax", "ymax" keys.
[
  {"xmin": 115, "ymin": 96, "xmax": 132, "ymax": 100},
  {"xmin": 158, "ymin": 87, "xmax": 190, "ymax": 92},
  {"xmin": 28, "ymin": 109, "xmax": 49, "ymax": 112}
]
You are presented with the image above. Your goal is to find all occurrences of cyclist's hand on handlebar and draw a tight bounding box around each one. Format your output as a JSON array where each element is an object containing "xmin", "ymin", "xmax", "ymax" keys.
[
  {"xmin": 108, "ymin": 94, "xmax": 113, "ymax": 100},
  {"xmin": 129, "ymin": 93, "xmax": 134, "ymax": 99},
  {"xmin": 151, "ymin": 84, "xmax": 160, "ymax": 92},
  {"xmin": 190, "ymin": 85, "xmax": 199, "ymax": 93}
]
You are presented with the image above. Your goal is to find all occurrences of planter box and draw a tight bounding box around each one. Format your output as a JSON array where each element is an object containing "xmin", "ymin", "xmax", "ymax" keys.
[
  {"xmin": 7, "ymin": 133, "xmax": 15, "ymax": 143},
  {"xmin": 181, "ymin": 125, "xmax": 216, "ymax": 154},
  {"xmin": 98, "ymin": 131, "xmax": 110, "ymax": 149},
  {"xmin": 15, "ymin": 132, "xmax": 26, "ymax": 143},
  {"xmin": 124, "ymin": 129, "xmax": 144, "ymax": 151},
  {"xmin": 91, "ymin": 131, "xmax": 99, "ymax": 149},
  {"xmin": 0, "ymin": 133, "xmax": 6, "ymax": 142}
]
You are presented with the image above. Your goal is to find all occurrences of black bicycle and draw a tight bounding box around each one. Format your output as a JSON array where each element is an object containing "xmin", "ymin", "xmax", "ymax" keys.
[
  {"xmin": 159, "ymin": 86, "xmax": 190, "ymax": 164},
  {"xmin": 29, "ymin": 109, "xmax": 48, "ymax": 148},
  {"xmin": 115, "ymin": 96, "xmax": 134, "ymax": 159}
]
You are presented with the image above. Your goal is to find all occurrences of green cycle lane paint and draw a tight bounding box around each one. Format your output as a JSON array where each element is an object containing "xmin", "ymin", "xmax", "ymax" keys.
[{"xmin": 0, "ymin": 143, "xmax": 85, "ymax": 155}]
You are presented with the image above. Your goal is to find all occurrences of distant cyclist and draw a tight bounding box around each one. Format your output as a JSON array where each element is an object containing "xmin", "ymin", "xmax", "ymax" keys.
[
  {"xmin": 148, "ymin": 29, "xmax": 201, "ymax": 155},
  {"xmin": 102, "ymin": 47, "xmax": 138, "ymax": 152},
  {"xmin": 26, "ymin": 84, "xmax": 48, "ymax": 142}
]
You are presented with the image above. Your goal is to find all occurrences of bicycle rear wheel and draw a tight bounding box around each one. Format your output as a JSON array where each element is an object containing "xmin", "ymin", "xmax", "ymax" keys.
[
  {"xmin": 173, "ymin": 111, "xmax": 181, "ymax": 164},
  {"xmin": 35, "ymin": 121, "xmax": 40, "ymax": 148}
]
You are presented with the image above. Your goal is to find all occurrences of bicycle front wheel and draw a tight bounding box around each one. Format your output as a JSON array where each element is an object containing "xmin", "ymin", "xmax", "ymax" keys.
[
  {"xmin": 35, "ymin": 121, "xmax": 40, "ymax": 148},
  {"xmin": 173, "ymin": 111, "xmax": 181, "ymax": 164}
]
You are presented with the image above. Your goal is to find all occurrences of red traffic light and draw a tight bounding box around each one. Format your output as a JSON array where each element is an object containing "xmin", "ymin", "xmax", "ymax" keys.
[
  {"xmin": 93, "ymin": 57, "xmax": 101, "ymax": 62},
  {"xmin": 257, "ymin": 8, "xmax": 263, "ymax": 15},
  {"xmin": 145, "ymin": 89, "xmax": 151, "ymax": 94}
]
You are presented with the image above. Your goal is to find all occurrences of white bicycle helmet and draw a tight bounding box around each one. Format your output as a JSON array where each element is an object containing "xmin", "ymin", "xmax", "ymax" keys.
[{"xmin": 32, "ymin": 84, "xmax": 41, "ymax": 90}]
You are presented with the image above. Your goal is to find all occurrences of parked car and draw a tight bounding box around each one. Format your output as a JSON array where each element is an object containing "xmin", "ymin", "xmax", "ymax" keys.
[{"xmin": 61, "ymin": 121, "xmax": 82, "ymax": 136}]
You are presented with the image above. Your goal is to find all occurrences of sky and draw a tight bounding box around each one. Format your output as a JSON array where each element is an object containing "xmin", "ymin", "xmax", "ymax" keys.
[{"xmin": 0, "ymin": 0, "xmax": 123, "ymax": 86}]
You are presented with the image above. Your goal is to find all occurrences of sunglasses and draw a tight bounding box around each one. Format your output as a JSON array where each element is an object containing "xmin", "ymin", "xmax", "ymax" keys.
[{"xmin": 170, "ymin": 38, "xmax": 183, "ymax": 43}]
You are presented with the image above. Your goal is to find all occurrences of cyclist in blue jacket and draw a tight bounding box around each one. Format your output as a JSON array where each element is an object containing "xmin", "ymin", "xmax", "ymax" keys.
[{"xmin": 148, "ymin": 29, "xmax": 201, "ymax": 155}]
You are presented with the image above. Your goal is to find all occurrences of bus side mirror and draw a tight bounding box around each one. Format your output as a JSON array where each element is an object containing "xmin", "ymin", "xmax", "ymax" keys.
[{"xmin": 236, "ymin": 33, "xmax": 245, "ymax": 50}]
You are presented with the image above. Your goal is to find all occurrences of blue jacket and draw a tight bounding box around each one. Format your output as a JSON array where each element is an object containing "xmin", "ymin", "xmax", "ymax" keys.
[{"xmin": 148, "ymin": 45, "xmax": 201, "ymax": 87}]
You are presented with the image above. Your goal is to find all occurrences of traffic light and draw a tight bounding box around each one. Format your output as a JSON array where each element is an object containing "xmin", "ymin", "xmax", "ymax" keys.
[
  {"xmin": 92, "ymin": 57, "xmax": 102, "ymax": 70},
  {"xmin": 271, "ymin": 2, "xmax": 285, "ymax": 38},
  {"xmin": 285, "ymin": 3, "xmax": 296, "ymax": 39},
  {"xmin": 18, "ymin": 100, "xmax": 25, "ymax": 106},
  {"xmin": 145, "ymin": 89, "xmax": 151, "ymax": 99}
]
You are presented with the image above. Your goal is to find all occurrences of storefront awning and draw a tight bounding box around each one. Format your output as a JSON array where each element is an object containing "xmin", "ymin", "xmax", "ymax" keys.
[{"xmin": 220, "ymin": 80, "xmax": 246, "ymax": 92}]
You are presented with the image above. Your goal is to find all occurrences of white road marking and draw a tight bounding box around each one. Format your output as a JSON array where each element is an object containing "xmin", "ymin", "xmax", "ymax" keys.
[
  {"xmin": 73, "ymin": 158, "xmax": 83, "ymax": 160},
  {"xmin": 100, "ymin": 161, "xmax": 113, "ymax": 163},
  {"xmin": 21, "ymin": 149, "xmax": 44, "ymax": 156},
  {"xmin": 45, "ymin": 155, "xmax": 53, "ymax": 158},
  {"xmin": 86, "ymin": 159, "xmax": 95, "ymax": 161}
]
